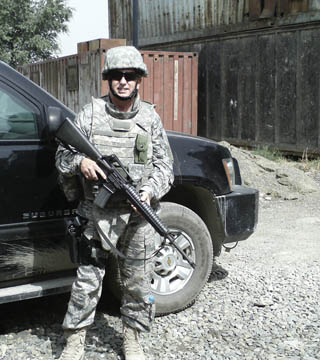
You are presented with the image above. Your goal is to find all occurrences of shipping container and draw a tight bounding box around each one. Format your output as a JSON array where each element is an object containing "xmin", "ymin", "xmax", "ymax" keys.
[
  {"xmin": 108, "ymin": 0, "xmax": 320, "ymax": 155},
  {"xmin": 140, "ymin": 51, "xmax": 198, "ymax": 135},
  {"xmin": 18, "ymin": 40, "xmax": 198, "ymax": 135},
  {"xmin": 109, "ymin": 0, "xmax": 318, "ymax": 44}
]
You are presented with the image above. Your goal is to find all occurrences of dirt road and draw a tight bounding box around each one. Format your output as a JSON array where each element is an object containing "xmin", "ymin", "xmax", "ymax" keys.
[
  {"xmin": 0, "ymin": 193, "xmax": 319, "ymax": 359},
  {"xmin": 242, "ymin": 193, "xmax": 320, "ymax": 264}
]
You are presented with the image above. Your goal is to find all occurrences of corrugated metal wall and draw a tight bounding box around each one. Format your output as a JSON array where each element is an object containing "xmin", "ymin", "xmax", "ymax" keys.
[
  {"xmin": 109, "ymin": 0, "xmax": 320, "ymax": 42},
  {"xmin": 311, "ymin": 0, "xmax": 320, "ymax": 10},
  {"xmin": 18, "ymin": 40, "xmax": 198, "ymax": 135},
  {"xmin": 109, "ymin": 0, "xmax": 249, "ymax": 41},
  {"xmin": 109, "ymin": 1, "xmax": 320, "ymax": 154}
]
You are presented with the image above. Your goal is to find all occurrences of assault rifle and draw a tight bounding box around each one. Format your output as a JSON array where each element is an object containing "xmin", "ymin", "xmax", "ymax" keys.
[{"xmin": 48, "ymin": 108, "xmax": 196, "ymax": 268}]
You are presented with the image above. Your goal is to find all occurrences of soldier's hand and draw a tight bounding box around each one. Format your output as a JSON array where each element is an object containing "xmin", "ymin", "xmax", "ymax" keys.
[
  {"xmin": 131, "ymin": 191, "xmax": 151, "ymax": 214},
  {"xmin": 140, "ymin": 191, "xmax": 151, "ymax": 206},
  {"xmin": 80, "ymin": 158, "xmax": 106, "ymax": 181}
]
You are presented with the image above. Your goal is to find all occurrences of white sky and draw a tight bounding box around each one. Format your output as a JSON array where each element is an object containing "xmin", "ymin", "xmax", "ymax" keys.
[{"xmin": 58, "ymin": 0, "xmax": 109, "ymax": 57}]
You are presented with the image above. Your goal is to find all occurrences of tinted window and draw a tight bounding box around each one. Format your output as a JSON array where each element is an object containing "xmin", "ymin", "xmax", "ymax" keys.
[{"xmin": 0, "ymin": 84, "xmax": 39, "ymax": 139}]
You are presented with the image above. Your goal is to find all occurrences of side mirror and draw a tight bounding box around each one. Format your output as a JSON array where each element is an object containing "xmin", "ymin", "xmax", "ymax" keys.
[{"xmin": 47, "ymin": 106, "xmax": 64, "ymax": 137}]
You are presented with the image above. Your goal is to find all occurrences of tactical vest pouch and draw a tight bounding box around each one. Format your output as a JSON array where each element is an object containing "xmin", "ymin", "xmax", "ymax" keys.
[
  {"xmin": 66, "ymin": 216, "xmax": 108, "ymax": 268},
  {"xmin": 65, "ymin": 216, "xmax": 87, "ymax": 264},
  {"xmin": 135, "ymin": 134, "xmax": 148, "ymax": 164}
]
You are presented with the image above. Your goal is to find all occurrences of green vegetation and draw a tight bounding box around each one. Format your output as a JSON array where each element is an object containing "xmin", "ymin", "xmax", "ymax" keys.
[
  {"xmin": 0, "ymin": 0, "xmax": 73, "ymax": 68},
  {"xmin": 300, "ymin": 150, "xmax": 320, "ymax": 172},
  {"xmin": 252, "ymin": 145, "xmax": 285, "ymax": 162},
  {"xmin": 253, "ymin": 145, "xmax": 320, "ymax": 173}
]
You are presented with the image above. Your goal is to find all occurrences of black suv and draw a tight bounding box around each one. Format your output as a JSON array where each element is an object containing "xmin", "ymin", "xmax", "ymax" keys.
[{"xmin": 0, "ymin": 61, "xmax": 258, "ymax": 315}]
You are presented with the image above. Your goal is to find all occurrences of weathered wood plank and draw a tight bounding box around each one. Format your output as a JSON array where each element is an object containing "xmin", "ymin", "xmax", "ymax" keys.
[
  {"xmin": 223, "ymin": 39, "xmax": 240, "ymax": 140},
  {"xmin": 276, "ymin": 31, "xmax": 297, "ymax": 145},
  {"xmin": 238, "ymin": 36, "xmax": 256, "ymax": 142},
  {"xmin": 257, "ymin": 34, "xmax": 276, "ymax": 143},
  {"xmin": 298, "ymin": 29, "xmax": 320, "ymax": 149}
]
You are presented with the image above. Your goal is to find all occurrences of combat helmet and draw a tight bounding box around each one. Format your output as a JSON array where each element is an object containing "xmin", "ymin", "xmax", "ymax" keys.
[{"xmin": 102, "ymin": 46, "xmax": 148, "ymax": 80}]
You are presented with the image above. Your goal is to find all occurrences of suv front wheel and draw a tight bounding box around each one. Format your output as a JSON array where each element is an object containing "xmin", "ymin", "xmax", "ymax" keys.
[
  {"xmin": 152, "ymin": 202, "xmax": 213, "ymax": 315},
  {"xmin": 106, "ymin": 202, "xmax": 213, "ymax": 315}
]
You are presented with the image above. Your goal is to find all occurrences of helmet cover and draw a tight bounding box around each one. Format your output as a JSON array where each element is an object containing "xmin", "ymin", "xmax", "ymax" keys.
[{"xmin": 102, "ymin": 46, "xmax": 148, "ymax": 79}]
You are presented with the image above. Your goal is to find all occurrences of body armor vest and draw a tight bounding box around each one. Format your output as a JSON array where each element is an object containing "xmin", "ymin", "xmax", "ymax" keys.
[{"xmin": 82, "ymin": 96, "xmax": 154, "ymax": 201}]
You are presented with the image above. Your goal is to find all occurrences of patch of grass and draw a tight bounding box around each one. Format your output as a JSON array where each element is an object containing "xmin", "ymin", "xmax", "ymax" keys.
[
  {"xmin": 252, "ymin": 146, "xmax": 285, "ymax": 162},
  {"xmin": 299, "ymin": 150, "xmax": 320, "ymax": 172},
  {"xmin": 250, "ymin": 145, "xmax": 320, "ymax": 173}
]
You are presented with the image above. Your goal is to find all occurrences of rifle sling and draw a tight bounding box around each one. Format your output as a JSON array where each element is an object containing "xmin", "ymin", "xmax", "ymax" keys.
[{"xmin": 93, "ymin": 216, "xmax": 162, "ymax": 262}]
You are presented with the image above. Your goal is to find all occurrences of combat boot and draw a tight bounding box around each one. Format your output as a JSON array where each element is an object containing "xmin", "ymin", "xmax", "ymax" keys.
[
  {"xmin": 123, "ymin": 323, "xmax": 146, "ymax": 360},
  {"xmin": 59, "ymin": 328, "xmax": 86, "ymax": 360}
]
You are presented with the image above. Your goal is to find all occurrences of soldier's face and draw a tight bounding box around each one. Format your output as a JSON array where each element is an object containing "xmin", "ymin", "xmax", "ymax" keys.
[{"xmin": 109, "ymin": 69, "xmax": 141, "ymax": 99}]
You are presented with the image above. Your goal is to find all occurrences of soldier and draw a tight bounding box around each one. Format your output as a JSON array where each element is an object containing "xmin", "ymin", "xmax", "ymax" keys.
[{"xmin": 56, "ymin": 46, "xmax": 174, "ymax": 360}]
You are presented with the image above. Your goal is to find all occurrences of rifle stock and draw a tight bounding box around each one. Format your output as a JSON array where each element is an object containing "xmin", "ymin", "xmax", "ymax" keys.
[{"xmin": 56, "ymin": 118, "xmax": 103, "ymax": 164}]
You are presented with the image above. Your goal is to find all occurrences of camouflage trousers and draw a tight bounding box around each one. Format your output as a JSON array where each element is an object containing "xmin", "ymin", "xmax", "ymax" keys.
[{"xmin": 62, "ymin": 204, "xmax": 156, "ymax": 333}]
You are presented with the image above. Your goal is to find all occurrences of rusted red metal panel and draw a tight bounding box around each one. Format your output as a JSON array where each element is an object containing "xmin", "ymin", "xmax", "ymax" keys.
[
  {"xmin": 152, "ymin": 54, "xmax": 164, "ymax": 122},
  {"xmin": 163, "ymin": 54, "xmax": 174, "ymax": 131},
  {"xmin": 182, "ymin": 55, "xmax": 192, "ymax": 134},
  {"xmin": 139, "ymin": 51, "xmax": 198, "ymax": 135},
  {"xmin": 191, "ymin": 53, "xmax": 198, "ymax": 136},
  {"xmin": 139, "ymin": 52, "xmax": 154, "ymax": 103},
  {"xmin": 176, "ymin": 55, "xmax": 184, "ymax": 133}
]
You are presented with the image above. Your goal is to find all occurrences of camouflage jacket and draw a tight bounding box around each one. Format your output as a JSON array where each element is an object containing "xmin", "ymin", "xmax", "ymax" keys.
[{"xmin": 55, "ymin": 94, "xmax": 174, "ymax": 207}]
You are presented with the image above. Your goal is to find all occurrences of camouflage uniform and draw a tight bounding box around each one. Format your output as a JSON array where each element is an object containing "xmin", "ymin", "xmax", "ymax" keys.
[{"xmin": 56, "ymin": 78, "xmax": 174, "ymax": 333}]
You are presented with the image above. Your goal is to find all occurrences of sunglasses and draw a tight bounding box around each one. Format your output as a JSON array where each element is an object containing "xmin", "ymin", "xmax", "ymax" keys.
[{"xmin": 108, "ymin": 70, "xmax": 140, "ymax": 82}]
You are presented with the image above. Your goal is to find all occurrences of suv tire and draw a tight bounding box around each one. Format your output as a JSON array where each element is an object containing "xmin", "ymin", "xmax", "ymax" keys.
[{"xmin": 105, "ymin": 202, "xmax": 213, "ymax": 315}]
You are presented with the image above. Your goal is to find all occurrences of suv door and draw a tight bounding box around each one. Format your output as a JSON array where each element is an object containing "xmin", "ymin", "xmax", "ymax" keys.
[{"xmin": 0, "ymin": 81, "xmax": 76, "ymax": 286}]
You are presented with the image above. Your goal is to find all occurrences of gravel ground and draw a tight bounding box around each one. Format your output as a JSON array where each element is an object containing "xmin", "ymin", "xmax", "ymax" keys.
[{"xmin": 0, "ymin": 192, "xmax": 319, "ymax": 360}]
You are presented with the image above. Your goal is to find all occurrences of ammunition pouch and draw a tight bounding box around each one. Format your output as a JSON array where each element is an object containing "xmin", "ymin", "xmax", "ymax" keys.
[
  {"xmin": 135, "ymin": 133, "xmax": 148, "ymax": 164},
  {"xmin": 65, "ymin": 216, "xmax": 108, "ymax": 268}
]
